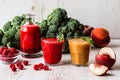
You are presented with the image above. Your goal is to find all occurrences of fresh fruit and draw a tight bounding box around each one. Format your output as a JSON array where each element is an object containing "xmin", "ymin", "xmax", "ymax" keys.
[
  {"xmin": 33, "ymin": 64, "xmax": 40, "ymax": 71},
  {"xmin": 83, "ymin": 25, "xmax": 94, "ymax": 36},
  {"xmin": 0, "ymin": 47, "xmax": 19, "ymax": 63},
  {"xmin": 9, "ymin": 63, "xmax": 17, "ymax": 72},
  {"xmin": 23, "ymin": 60, "xmax": 29, "ymax": 66},
  {"xmin": 91, "ymin": 28, "xmax": 110, "ymax": 47},
  {"xmin": 43, "ymin": 65, "xmax": 49, "ymax": 70},
  {"xmin": 11, "ymin": 66, "xmax": 17, "ymax": 72},
  {"xmin": 9, "ymin": 63, "xmax": 15, "ymax": 69},
  {"xmin": 89, "ymin": 64, "xmax": 108, "ymax": 76},
  {"xmin": 18, "ymin": 64, "xmax": 24, "ymax": 70},
  {"xmin": 95, "ymin": 47, "xmax": 116, "ymax": 69}
]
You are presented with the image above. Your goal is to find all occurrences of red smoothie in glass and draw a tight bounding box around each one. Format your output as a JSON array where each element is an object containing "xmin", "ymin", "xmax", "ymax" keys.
[
  {"xmin": 20, "ymin": 23, "xmax": 41, "ymax": 54},
  {"xmin": 41, "ymin": 38, "xmax": 64, "ymax": 64}
]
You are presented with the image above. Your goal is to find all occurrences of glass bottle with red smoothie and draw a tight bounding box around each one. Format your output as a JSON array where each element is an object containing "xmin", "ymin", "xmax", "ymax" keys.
[{"xmin": 20, "ymin": 14, "xmax": 41, "ymax": 58}]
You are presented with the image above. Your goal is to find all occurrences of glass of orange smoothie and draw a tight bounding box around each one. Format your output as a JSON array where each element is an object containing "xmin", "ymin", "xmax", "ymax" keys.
[{"xmin": 68, "ymin": 38, "xmax": 90, "ymax": 66}]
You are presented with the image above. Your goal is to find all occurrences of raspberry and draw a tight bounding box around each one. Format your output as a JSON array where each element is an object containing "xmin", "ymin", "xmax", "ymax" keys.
[
  {"xmin": 43, "ymin": 65, "xmax": 49, "ymax": 70},
  {"xmin": 2, "ymin": 48, "xmax": 9, "ymax": 57},
  {"xmin": 11, "ymin": 67, "xmax": 17, "ymax": 72},
  {"xmin": 33, "ymin": 64, "xmax": 39, "ymax": 71},
  {"xmin": 16, "ymin": 62, "xmax": 22, "ymax": 68},
  {"xmin": 18, "ymin": 64, "xmax": 24, "ymax": 70},
  {"xmin": 23, "ymin": 60, "xmax": 29, "ymax": 66},
  {"xmin": 9, "ymin": 63, "xmax": 15, "ymax": 69},
  {"xmin": 10, "ymin": 47, "xmax": 18, "ymax": 53}
]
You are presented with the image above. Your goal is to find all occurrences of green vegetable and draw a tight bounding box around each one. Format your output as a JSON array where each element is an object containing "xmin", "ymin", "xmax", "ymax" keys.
[
  {"xmin": 15, "ymin": 29, "xmax": 20, "ymax": 41},
  {"xmin": 67, "ymin": 18, "xmax": 80, "ymax": 32},
  {"xmin": 0, "ymin": 14, "xmax": 28, "ymax": 49},
  {"xmin": 3, "ymin": 21, "xmax": 12, "ymax": 32},
  {"xmin": 39, "ymin": 8, "xmax": 85, "ymax": 53},
  {"xmin": 47, "ymin": 8, "xmax": 67, "ymax": 26}
]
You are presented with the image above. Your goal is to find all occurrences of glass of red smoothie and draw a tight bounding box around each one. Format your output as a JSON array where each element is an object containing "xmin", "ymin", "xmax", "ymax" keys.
[{"xmin": 41, "ymin": 38, "xmax": 64, "ymax": 65}]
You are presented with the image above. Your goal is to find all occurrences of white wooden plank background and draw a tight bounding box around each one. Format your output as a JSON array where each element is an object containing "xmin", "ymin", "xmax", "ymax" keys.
[{"xmin": 0, "ymin": 0, "xmax": 120, "ymax": 38}]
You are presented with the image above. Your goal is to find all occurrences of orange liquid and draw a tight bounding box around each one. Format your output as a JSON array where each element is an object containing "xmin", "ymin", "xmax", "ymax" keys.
[{"xmin": 68, "ymin": 38, "xmax": 90, "ymax": 65}]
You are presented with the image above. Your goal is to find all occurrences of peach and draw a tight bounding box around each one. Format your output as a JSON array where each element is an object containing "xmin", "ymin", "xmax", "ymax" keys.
[
  {"xmin": 83, "ymin": 25, "xmax": 94, "ymax": 36},
  {"xmin": 95, "ymin": 47, "xmax": 116, "ymax": 69},
  {"xmin": 91, "ymin": 28, "xmax": 110, "ymax": 48},
  {"xmin": 89, "ymin": 64, "xmax": 108, "ymax": 76}
]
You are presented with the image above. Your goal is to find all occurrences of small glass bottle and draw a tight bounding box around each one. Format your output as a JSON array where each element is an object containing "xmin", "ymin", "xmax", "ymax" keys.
[{"xmin": 20, "ymin": 14, "xmax": 41, "ymax": 58}]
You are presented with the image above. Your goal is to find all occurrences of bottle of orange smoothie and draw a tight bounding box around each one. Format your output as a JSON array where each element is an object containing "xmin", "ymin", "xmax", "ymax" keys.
[{"xmin": 68, "ymin": 38, "xmax": 90, "ymax": 65}]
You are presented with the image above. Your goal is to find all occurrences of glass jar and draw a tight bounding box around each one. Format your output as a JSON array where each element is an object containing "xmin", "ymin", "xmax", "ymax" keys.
[{"xmin": 20, "ymin": 14, "xmax": 41, "ymax": 58}]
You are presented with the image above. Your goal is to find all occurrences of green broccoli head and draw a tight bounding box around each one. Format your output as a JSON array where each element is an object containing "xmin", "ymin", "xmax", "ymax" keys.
[
  {"xmin": 15, "ymin": 29, "xmax": 20, "ymax": 41},
  {"xmin": 47, "ymin": 8, "xmax": 67, "ymax": 26},
  {"xmin": 74, "ymin": 30, "xmax": 82, "ymax": 38},
  {"xmin": 12, "ymin": 16, "xmax": 23, "ymax": 24},
  {"xmin": 1, "ymin": 36, "xmax": 11, "ymax": 46},
  {"xmin": 3, "ymin": 21, "xmax": 12, "ymax": 32},
  {"xmin": 48, "ymin": 25, "xmax": 58, "ymax": 33},
  {"xmin": 46, "ymin": 31, "xmax": 56, "ymax": 38},
  {"xmin": 39, "ymin": 20, "xmax": 49, "ymax": 37},
  {"xmin": 67, "ymin": 18, "xmax": 80, "ymax": 32},
  {"xmin": 4, "ymin": 27, "xmax": 17, "ymax": 39}
]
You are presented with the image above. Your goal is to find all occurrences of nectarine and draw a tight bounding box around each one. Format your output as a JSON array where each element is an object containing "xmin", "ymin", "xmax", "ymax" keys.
[
  {"xmin": 83, "ymin": 25, "xmax": 94, "ymax": 36},
  {"xmin": 91, "ymin": 28, "xmax": 110, "ymax": 47},
  {"xmin": 95, "ymin": 47, "xmax": 116, "ymax": 69},
  {"xmin": 89, "ymin": 64, "xmax": 108, "ymax": 76}
]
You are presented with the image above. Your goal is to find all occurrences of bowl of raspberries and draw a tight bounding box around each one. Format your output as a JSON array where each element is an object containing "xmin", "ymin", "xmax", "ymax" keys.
[{"xmin": 0, "ymin": 47, "xmax": 20, "ymax": 64}]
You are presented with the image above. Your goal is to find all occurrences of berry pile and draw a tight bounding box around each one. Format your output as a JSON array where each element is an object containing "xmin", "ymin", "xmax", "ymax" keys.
[
  {"xmin": 9, "ymin": 60, "xmax": 50, "ymax": 72},
  {"xmin": 0, "ymin": 47, "xmax": 19, "ymax": 63},
  {"xmin": 33, "ymin": 63, "xmax": 49, "ymax": 71},
  {"xmin": 0, "ymin": 47, "xmax": 19, "ymax": 57},
  {"xmin": 9, "ymin": 60, "xmax": 29, "ymax": 72}
]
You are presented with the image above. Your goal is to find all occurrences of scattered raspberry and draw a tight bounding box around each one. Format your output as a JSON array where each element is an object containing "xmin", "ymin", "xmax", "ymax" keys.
[
  {"xmin": 11, "ymin": 67, "xmax": 17, "ymax": 72},
  {"xmin": 18, "ymin": 64, "xmax": 24, "ymax": 70},
  {"xmin": 9, "ymin": 63, "xmax": 15, "ymax": 68},
  {"xmin": 38, "ymin": 63, "xmax": 44, "ymax": 70},
  {"xmin": 23, "ymin": 60, "xmax": 29, "ymax": 66},
  {"xmin": 43, "ymin": 65, "xmax": 49, "ymax": 70},
  {"xmin": 16, "ymin": 62, "xmax": 22, "ymax": 68},
  {"xmin": 33, "ymin": 64, "xmax": 39, "ymax": 71}
]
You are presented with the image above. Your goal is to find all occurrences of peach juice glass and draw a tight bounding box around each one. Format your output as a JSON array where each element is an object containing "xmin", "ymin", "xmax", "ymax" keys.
[{"xmin": 68, "ymin": 38, "xmax": 90, "ymax": 66}]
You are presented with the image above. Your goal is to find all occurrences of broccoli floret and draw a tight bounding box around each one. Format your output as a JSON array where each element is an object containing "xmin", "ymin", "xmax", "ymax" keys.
[
  {"xmin": 39, "ymin": 20, "xmax": 49, "ymax": 37},
  {"xmin": 66, "ymin": 32, "xmax": 74, "ymax": 39},
  {"xmin": 74, "ymin": 30, "xmax": 82, "ymax": 38},
  {"xmin": 40, "ymin": 20, "xmax": 48, "ymax": 28},
  {"xmin": 15, "ymin": 29, "xmax": 20, "ymax": 41},
  {"xmin": 12, "ymin": 22, "xmax": 21, "ymax": 30},
  {"xmin": 1, "ymin": 36, "xmax": 11, "ymax": 46},
  {"xmin": 67, "ymin": 18, "xmax": 80, "ymax": 32},
  {"xmin": 46, "ymin": 31, "xmax": 56, "ymax": 38},
  {"xmin": 3, "ymin": 21, "xmax": 12, "ymax": 32},
  {"xmin": 79, "ymin": 23, "xmax": 85, "ymax": 31},
  {"xmin": 12, "ymin": 16, "xmax": 22, "ymax": 24},
  {"xmin": 4, "ymin": 27, "xmax": 17, "ymax": 39},
  {"xmin": 47, "ymin": 8, "xmax": 67, "ymax": 26},
  {"xmin": 48, "ymin": 25, "xmax": 58, "ymax": 33}
]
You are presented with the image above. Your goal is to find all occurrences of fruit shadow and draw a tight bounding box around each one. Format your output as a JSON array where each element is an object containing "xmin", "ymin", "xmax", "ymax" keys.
[
  {"xmin": 110, "ymin": 64, "xmax": 120, "ymax": 71},
  {"xmin": 60, "ymin": 59, "xmax": 72, "ymax": 66},
  {"xmin": 102, "ymin": 73, "xmax": 114, "ymax": 76}
]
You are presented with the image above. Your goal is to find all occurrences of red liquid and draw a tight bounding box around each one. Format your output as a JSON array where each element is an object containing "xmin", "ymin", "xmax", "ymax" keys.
[
  {"xmin": 41, "ymin": 38, "xmax": 64, "ymax": 64},
  {"xmin": 20, "ymin": 23, "xmax": 41, "ymax": 54}
]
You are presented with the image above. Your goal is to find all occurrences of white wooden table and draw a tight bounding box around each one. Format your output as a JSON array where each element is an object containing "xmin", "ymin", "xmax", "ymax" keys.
[{"xmin": 0, "ymin": 39, "xmax": 120, "ymax": 80}]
